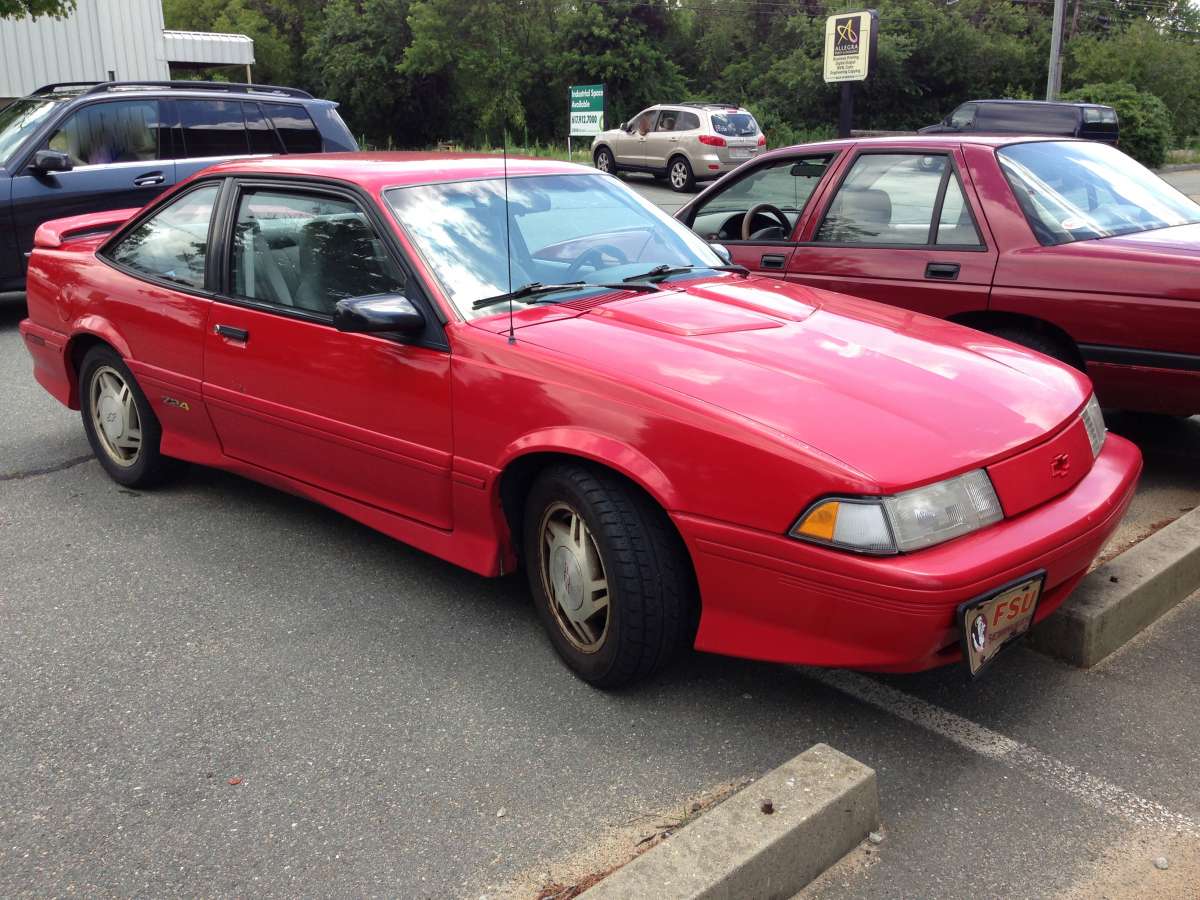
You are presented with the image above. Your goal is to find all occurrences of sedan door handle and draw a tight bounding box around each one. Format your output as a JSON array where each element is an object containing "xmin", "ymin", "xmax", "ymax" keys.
[
  {"xmin": 133, "ymin": 172, "xmax": 165, "ymax": 187},
  {"xmin": 925, "ymin": 262, "xmax": 961, "ymax": 280},
  {"xmin": 214, "ymin": 324, "xmax": 249, "ymax": 342},
  {"xmin": 760, "ymin": 254, "xmax": 787, "ymax": 270}
]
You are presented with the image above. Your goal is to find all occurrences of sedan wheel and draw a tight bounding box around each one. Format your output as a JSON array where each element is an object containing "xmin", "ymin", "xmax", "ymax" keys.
[
  {"xmin": 79, "ymin": 345, "xmax": 183, "ymax": 488},
  {"xmin": 523, "ymin": 463, "xmax": 697, "ymax": 687}
]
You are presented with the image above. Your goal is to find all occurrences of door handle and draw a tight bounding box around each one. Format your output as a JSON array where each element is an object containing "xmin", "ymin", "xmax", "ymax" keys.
[
  {"xmin": 133, "ymin": 172, "xmax": 165, "ymax": 187},
  {"xmin": 925, "ymin": 262, "xmax": 961, "ymax": 280},
  {"xmin": 214, "ymin": 324, "xmax": 249, "ymax": 342},
  {"xmin": 760, "ymin": 254, "xmax": 787, "ymax": 270}
]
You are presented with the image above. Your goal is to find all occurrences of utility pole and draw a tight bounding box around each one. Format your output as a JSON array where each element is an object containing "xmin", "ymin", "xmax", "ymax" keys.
[{"xmin": 1045, "ymin": 0, "xmax": 1065, "ymax": 100}]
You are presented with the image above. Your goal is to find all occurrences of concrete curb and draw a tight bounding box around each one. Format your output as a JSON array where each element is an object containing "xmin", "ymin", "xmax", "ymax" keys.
[
  {"xmin": 582, "ymin": 744, "xmax": 878, "ymax": 899},
  {"xmin": 1158, "ymin": 162, "xmax": 1200, "ymax": 173},
  {"xmin": 1030, "ymin": 505, "xmax": 1200, "ymax": 667}
]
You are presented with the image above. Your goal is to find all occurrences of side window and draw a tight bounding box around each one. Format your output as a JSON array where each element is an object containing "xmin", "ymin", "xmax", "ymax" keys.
[
  {"xmin": 106, "ymin": 183, "xmax": 218, "ymax": 288},
  {"xmin": 229, "ymin": 189, "xmax": 405, "ymax": 316},
  {"xmin": 935, "ymin": 177, "xmax": 983, "ymax": 246},
  {"xmin": 46, "ymin": 100, "xmax": 161, "ymax": 166},
  {"xmin": 816, "ymin": 153, "xmax": 962, "ymax": 245},
  {"xmin": 633, "ymin": 110, "xmax": 657, "ymax": 136},
  {"xmin": 260, "ymin": 103, "xmax": 322, "ymax": 154},
  {"xmin": 689, "ymin": 155, "xmax": 832, "ymax": 242},
  {"xmin": 179, "ymin": 99, "xmax": 249, "ymax": 158},
  {"xmin": 674, "ymin": 112, "xmax": 700, "ymax": 131},
  {"xmin": 949, "ymin": 103, "xmax": 976, "ymax": 129},
  {"xmin": 243, "ymin": 102, "xmax": 282, "ymax": 154},
  {"xmin": 655, "ymin": 110, "xmax": 678, "ymax": 132}
]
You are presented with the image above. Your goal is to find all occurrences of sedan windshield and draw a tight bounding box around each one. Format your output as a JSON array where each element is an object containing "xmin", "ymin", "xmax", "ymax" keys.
[
  {"xmin": 997, "ymin": 141, "xmax": 1200, "ymax": 245},
  {"xmin": 0, "ymin": 97, "xmax": 64, "ymax": 165},
  {"xmin": 385, "ymin": 173, "xmax": 723, "ymax": 319}
]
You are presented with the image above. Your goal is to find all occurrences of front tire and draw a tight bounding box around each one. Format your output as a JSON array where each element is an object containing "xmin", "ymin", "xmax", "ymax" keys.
[
  {"xmin": 594, "ymin": 147, "xmax": 616, "ymax": 176},
  {"xmin": 79, "ymin": 345, "xmax": 182, "ymax": 488},
  {"xmin": 522, "ymin": 463, "xmax": 695, "ymax": 688},
  {"xmin": 668, "ymin": 155, "xmax": 696, "ymax": 193}
]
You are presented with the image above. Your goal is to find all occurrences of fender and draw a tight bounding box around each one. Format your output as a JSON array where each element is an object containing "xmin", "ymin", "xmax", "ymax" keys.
[
  {"xmin": 497, "ymin": 427, "xmax": 680, "ymax": 511},
  {"xmin": 62, "ymin": 317, "xmax": 135, "ymax": 406}
]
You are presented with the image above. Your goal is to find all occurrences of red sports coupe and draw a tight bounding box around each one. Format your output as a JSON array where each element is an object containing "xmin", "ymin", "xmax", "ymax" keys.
[
  {"xmin": 20, "ymin": 153, "xmax": 1141, "ymax": 686},
  {"xmin": 677, "ymin": 136, "xmax": 1200, "ymax": 416}
]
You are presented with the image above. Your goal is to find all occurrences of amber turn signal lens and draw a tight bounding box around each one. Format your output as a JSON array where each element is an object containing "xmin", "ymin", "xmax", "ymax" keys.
[{"xmin": 794, "ymin": 500, "xmax": 839, "ymax": 541}]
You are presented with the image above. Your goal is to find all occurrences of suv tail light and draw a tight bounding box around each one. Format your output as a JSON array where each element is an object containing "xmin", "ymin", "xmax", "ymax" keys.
[
  {"xmin": 757, "ymin": 134, "xmax": 767, "ymax": 147},
  {"xmin": 699, "ymin": 134, "xmax": 727, "ymax": 147}
]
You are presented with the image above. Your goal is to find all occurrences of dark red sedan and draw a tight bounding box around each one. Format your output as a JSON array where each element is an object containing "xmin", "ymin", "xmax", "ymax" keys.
[
  {"xmin": 20, "ymin": 153, "xmax": 1141, "ymax": 686},
  {"xmin": 677, "ymin": 136, "xmax": 1200, "ymax": 415}
]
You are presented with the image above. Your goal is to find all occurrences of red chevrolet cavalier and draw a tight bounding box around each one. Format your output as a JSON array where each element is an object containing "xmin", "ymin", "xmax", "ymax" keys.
[{"xmin": 20, "ymin": 153, "xmax": 1141, "ymax": 686}]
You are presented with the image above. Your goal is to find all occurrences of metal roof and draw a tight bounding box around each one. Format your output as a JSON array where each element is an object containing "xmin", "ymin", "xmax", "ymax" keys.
[{"xmin": 162, "ymin": 30, "xmax": 255, "ymax": 66}]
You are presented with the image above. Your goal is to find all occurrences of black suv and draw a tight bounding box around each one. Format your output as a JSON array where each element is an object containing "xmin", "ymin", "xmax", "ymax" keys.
[
  {"xmin": 0, "ymin": 80, "xmax": 357, "ymax": 293},
  {"xmin": 920, "ymin": 100, "xmax": 1119, "ymax": 145}
]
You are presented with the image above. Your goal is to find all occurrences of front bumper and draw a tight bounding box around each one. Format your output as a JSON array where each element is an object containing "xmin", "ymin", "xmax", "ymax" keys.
[{"xmin": 674, "ymin": 434, "xmax": 1142, "ymax": 672}]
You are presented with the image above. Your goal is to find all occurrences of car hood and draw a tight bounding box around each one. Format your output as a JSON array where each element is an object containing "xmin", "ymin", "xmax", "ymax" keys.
[{"xmin": 514, "ymin": 277, "xmax": 1090, "ymax": 489}]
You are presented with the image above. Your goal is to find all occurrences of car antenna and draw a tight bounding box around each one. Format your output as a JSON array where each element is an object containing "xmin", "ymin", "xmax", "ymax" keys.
[{"xmin": 502, "ymin": 133, "xmax": 515, "ymax": 345}]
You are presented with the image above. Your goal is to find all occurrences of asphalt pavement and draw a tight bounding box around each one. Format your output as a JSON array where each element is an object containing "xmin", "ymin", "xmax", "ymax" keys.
[{"xmin": 2, "ymin": 170, "xmax": 1199, "ymax": 898}]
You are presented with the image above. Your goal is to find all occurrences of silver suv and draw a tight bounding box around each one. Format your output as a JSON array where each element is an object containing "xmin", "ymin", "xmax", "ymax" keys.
[{"xmin": 591, "ymin": 103, "xmax": 765, "ymax": 193}]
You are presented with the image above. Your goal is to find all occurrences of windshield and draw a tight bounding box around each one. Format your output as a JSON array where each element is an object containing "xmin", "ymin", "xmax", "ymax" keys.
[
  {"xmin": 385, "ymin": 173, "xmax": 722, "ymax": 319},
  {"xmin": 997, "ymin": 141, "xmax": 1200, "ymax": 245},
  {"xmin": 710, "ymin": 112, "xmax": 758, "ymax": 138},
  {"xmin": 0, "ymin": 96, "xmax": 64, "ymax": 165}
]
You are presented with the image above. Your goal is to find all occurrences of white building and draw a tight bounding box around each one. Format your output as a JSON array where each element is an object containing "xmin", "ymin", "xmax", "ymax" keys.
[{"xmin": 0, "ymin": 0, "xmax": 255, "ymax": 102}]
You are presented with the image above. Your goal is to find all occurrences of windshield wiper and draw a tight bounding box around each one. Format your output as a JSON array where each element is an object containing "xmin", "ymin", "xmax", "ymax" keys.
[
  {"xmin": 472, "ymin": 280, "xmax": 660, "ymax": 311},
  {"xmin": 623, "ymin": 263, "xmax": 749, "ymax": 282}
]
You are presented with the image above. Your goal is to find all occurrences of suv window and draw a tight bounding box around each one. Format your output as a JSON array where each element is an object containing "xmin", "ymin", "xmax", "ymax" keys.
[
  {"xmin": 949, "ymin": 103, "xmax": 976, "ymax": 129},
  {"xmin": 632, "ymin": 110, "xmax": 657, "ymax": 136},
  {"xmin": 243, "ymin": 102, "xmax": 283, "ymax": 154},
  {"xmin": 106, "ymin": 183, "xmax": 218, "ymax": 288},
  {"xmin": 0, "ymin": 96, "xmax": 66, "ymax": 164},
  {"xmin": 655, "ymin": 110, "xmax": 680, "ymax": 132},
  {"xmin": 230, "ymin": 189, "xmax": 404, "ymax": 315},
  {"xmin": 977, "ymin": 103, "xmax": 1078, "ymax": 133},
  {"xmin": 817, "ymin": 153, "xmax": 981, "ymax": 246},
  {"xmin": 179, "ymin": 99, "xmax": 249, "ymax": 158},
  {"xmin": 674, "ymin": 112, "xmax": 700, "ymax": 131},
  {"xmin": 46, "ymin": 100, "xmax": 162, "ymax": 166},
  {"xmin": 261, "ymin": 103, "xmax": 322, "ymax": 153},
  {"xmin": 709, "ymin": 112, "xmax": 758, "ymax": 137}
]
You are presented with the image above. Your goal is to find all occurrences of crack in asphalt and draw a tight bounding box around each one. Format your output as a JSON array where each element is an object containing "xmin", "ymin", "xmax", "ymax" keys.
[{"xmin": 0, "ymin": 454, "xmax": 94, "ymax": 483}]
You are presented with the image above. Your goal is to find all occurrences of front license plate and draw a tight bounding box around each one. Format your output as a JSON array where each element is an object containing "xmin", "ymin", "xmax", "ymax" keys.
[{"xmin": 957, "ymin": 572, "xmax": 1044, "ymax": 677}]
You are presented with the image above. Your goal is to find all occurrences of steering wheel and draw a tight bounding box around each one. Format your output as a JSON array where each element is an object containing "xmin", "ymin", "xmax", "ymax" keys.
[
  {"xmin": 565, "ymin": 244, "xmax": 629, "ymax": 279},
  {"xmin": 741, "ymin": 203, "xmax": 792, "ymax": 241}
]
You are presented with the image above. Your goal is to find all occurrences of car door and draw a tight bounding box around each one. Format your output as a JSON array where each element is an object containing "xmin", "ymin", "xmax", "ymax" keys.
[
  {"xmin": 679, "ymin": 152, "xmax": 837, "ymax": 274},
  {"xmin": 10, "ymin": 98, "xmax": 176, "ymax": 262},
  {"xmin": 786, "ymin": 148, "xmax": 997, "ymax": 319},
  {"xmin": 618, "ymin": 109, "xmax": 658, "ymax": 168},
  {"xmin": 643, "ymin": 108, "xmax": 680, "ymax": 171},
  {"xmin": 201, "ymin": 180, "xmax": 454, "ymax": 529}
]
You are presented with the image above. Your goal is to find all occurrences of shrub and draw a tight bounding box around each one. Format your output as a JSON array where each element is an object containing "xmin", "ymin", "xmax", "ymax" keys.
[{"xmin": 1060, "ymin": 82, "xmax": 1173, "ymax": 168}]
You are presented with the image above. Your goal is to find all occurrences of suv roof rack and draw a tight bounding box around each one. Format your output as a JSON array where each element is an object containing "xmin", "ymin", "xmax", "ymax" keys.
[
  {"xmin": 32, "ymin": 81, "xmax": 103, "ymax": 94},
  {"xmin": 78, "ymin": 80, "xmax": 313, "ymax": 99},
  {"xmin": 678, "ymin": 101, "xmax": 742, "ymax": 109}
]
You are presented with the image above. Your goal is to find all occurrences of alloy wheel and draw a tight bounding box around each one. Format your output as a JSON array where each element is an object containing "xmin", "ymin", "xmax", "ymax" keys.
[
  {"xmin": 596, "ymin": 151, "xmax": 612, "ymax": 173},
  {"xmin": 89, "ymin": 365, "xmax": 142, "ymax": 467},
  {"xmin": 538, "ymin": 501, "xmax": 610, "ymax": 653},
  {"xmin": 670, "ymin": 161, "xmax": 689, "ymax": 189}
]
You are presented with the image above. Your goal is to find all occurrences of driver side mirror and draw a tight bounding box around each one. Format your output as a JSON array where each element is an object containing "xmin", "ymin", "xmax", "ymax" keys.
[
  {"xmin": 334, "ymin": 293, "xmax": 425, "ymax": 335},
  {"xmin": 710, "ymin": 243, "xmax": 732, "ymax": 264},
  {"xmin": 32, "ymin": 149, "xmax": 72, "ymax": 174}
]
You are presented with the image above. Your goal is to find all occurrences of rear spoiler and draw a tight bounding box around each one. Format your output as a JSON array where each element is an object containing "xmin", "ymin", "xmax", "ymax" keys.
[{"xmin": 33, "ymin": 208, "xmax": 140, "ymax": 249}]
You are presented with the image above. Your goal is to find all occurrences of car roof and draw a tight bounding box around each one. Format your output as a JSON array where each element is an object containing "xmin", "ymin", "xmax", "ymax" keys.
[
  {"xmin": 199, "ymin": 151, "xmax": 594, "ymax": 191},
  {"xmin": 969, "ymin": 99, "xmax": 1113, "ymax": 110},
  {"xmin": 761, "ymin": 134, "xmax": 1086, "ymax": 157}
]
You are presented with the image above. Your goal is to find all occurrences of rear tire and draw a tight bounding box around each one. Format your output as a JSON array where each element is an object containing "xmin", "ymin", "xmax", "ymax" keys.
[
  {"xmin": 668, "ymin": 155, "xmax": 696, "ymax": 193},
  {"xmin": 522, "ymin": 463, "xmax": 695, "ymax": 688},
  {"xmin": 988, "ymin": 326, "xmax": 1081, "ymax": 370},
  {"xmin": 79, "ymin": 345, "xmax": 184, "ymax": 488}
]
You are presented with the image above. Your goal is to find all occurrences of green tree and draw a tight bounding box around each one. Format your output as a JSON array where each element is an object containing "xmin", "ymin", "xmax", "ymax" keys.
[{"xmin": 0, "ymin": 0, "xmax": 72, "ymax": 17}]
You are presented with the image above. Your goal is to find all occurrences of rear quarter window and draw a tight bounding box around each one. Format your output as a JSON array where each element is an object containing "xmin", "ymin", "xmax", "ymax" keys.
[
  {"xmin": 261, "ymin": 103, "xmax": 322, "ymax": 154},
  {"xmin": 179, "ymin": 99, "xmax": 249, "ymax": 158}
]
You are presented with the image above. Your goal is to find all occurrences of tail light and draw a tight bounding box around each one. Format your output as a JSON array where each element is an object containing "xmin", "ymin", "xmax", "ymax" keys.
[
  {"xmin": 757, "ymin": 134, "xmax": 767, "ymax": 147},
  {"xmin": 699, "ymin": 134, "xmax": 727, "ymax": 147}
]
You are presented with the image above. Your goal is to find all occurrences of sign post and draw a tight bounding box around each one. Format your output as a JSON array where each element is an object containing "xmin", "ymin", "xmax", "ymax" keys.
[
  {"xmin": 568, "ymin": 84, "xmax": 605, "ymax": 159},
  {"xmin": 823, "ymin": 10, "xmax": 879, "ymax": 138}
]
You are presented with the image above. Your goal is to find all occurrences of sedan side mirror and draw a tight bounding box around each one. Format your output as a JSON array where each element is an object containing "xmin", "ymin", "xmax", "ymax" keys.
[
  {"xmin": 32, "ymin": 149, "xmax": 73, "ymax": 173},
  {"xmin": 334, "ymin": 293, "xmax": 425, "ymax": 335}
]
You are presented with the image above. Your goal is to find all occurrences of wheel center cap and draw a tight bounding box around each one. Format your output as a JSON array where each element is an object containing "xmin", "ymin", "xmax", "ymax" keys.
[
  {"xmin": 97, "ymin": 395, "xmax": 124, "ymax": 441},
  {"xmin": 551, "ymin": 545, "xmax": 585, "ymax": 613}
]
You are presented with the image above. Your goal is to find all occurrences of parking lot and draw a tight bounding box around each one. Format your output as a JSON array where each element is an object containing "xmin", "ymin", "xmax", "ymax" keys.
[{"xmin": 2, "ymin": 173, "xmax": 1199, "ymax": 898}]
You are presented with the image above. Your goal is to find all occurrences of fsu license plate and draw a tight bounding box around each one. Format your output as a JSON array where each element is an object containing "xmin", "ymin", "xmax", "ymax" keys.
[{"xmin": 957, "ymin": 572, "xmax": 1044, "ymax": 677}]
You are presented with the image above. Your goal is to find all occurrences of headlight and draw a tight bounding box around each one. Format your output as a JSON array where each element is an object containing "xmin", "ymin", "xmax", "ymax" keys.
[
  {"xmin": 791, "ymin": 469, "xmax": 1004, "ymax": 554},
  {"xmin": 1081, "ymin": 394, "xmax": 1106, "ymax": 458}
]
